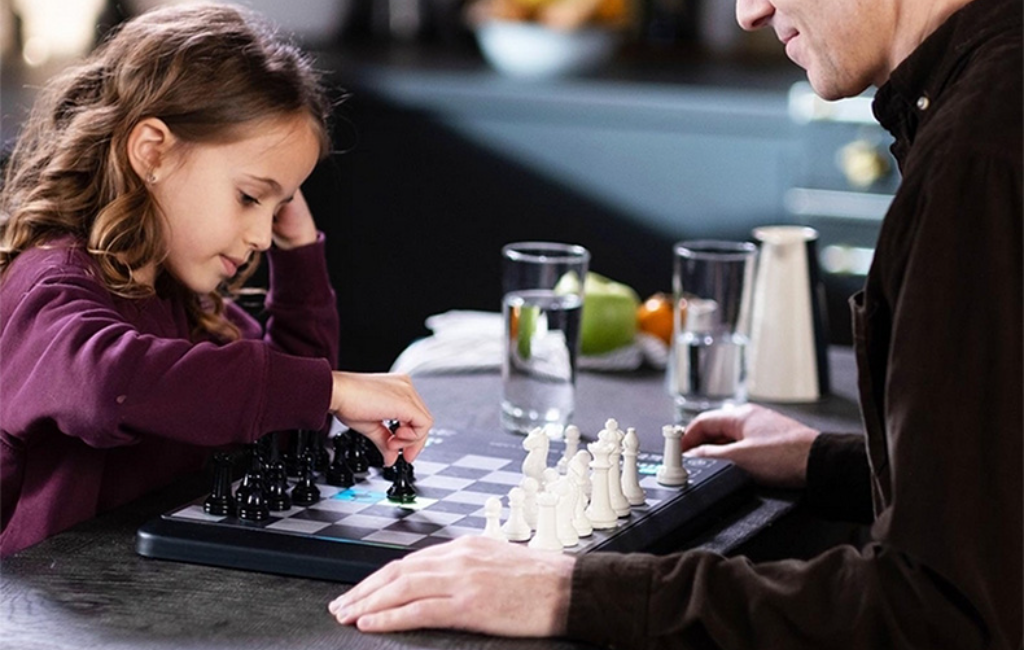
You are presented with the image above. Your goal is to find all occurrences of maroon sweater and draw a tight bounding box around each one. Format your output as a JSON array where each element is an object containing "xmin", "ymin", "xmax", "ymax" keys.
[{"xmin": 0, "ymin": 236, "xmax": 338, "ymax": 556}]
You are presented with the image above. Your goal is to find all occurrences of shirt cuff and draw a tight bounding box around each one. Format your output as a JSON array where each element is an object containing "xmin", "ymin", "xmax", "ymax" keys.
[
  {"xmin": 803, "ymin": 432, "xmax": 874, "ymax": 524},
  {"xmin": 567, "ymin": 552, "xmax": 654, "ymax": 649}
]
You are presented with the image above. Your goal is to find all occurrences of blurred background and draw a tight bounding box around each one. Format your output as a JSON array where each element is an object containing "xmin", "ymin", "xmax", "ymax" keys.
[{"xmin": 0, "ymin": 0, "xmax": 896, "ymax": 371}]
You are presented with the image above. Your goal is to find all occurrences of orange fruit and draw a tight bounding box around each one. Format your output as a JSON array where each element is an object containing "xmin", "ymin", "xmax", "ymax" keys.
[{"xmin": 636, "ymin": 292, "xmax": 673, "ymax": 345}]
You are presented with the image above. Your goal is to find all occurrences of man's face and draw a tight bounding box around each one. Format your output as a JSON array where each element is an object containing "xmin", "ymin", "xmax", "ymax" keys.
[{"xmin": 736, "ymin": 0, "xmax": 894, "ymax": 99}]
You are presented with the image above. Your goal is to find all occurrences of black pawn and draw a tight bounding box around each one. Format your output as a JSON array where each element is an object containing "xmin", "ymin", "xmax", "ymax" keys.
[
  {"xmin": 285, "ymin": 430, "xmax": 311, "ymax": 477},
  {"xmin": 236, "ymin": 446, "xmax": 270, "ymax": 522},
  {"xmin": 203, "ymin": 452, "xmax": 235, "ymax": 516},
  {"xmin": 386, "ymin": 452, "xmax": 416, "ymax": 504},
  {"xmin": 345, "ymin": 431, "xmax": 369, "ymax": 473},
  {"xmin": 312, "ymin": 432, "xmax": 331, "ymax": 474},
  {"xmin": 264, "ymin": 458, "xmax": 292, "ymax": 511},
  {"xmin": 326, "ymin": 436, "xmax": 355, "ymax": 487},
  {"xmin": 291, "ymin": 454, "xmax": 321, "ymax": 506}
]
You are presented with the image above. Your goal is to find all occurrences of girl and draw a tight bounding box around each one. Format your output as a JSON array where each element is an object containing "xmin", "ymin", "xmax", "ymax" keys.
[{"xmin": 0, "ymin": 3, "xmax": 432, "ymax": 557}]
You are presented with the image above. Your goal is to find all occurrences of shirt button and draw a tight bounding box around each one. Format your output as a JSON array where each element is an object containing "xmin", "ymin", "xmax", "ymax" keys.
[{"xmin": 916, "ymin": 95, "xmax": 930, "ymax": 110}]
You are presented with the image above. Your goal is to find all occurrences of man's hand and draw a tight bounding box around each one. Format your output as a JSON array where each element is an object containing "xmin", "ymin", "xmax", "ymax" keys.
[
  {"xmin": 330, "ymin": 372, "xmax": 433, "ymax": 466},
  {"xmin": 682, "ymin": 404, "xmax": 819, "ymax": 488},
  {"xmin": 329, "ymin": 537, "xmax": 576, "ymax": 637}
]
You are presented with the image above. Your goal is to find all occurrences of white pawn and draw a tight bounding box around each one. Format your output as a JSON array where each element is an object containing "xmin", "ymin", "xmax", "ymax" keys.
[
  {"xmin": 528, "ymin": 492, "xmax": 563, "ymax": 552},
  {"xmin": 551, "ymin": 478, "xmax": 579, "ymax": 547},
  {"xmin": 565, "ymin": 469, "xmax": 593, "ymax": 538},
  {"xmin": 585, "ymin": 440, "xmax": 618, "ymax": 530},
  {"xmin": 601, "ymin": 421, "xmax": 630, "ymax": 517},
  {"xmin": 481, "ymin": 496, "xmax": 508, "ymax": 542},
  {"xmin": 556, "ymin": 424, "xmax": 581, "ymax": 474},
  {"xmin": 657, "ymin": 424, "xmax": 689, "ymax": 486},
  {"xmin": 501, "ymin": 487, "xmax": 532, "ymax": 542},
  {"xmin": 542, "ymin": 467, "xmax": 560, "ymax": 491},
  {"xmin": 520, "ymin": 476, "xmax": 540, "ymax": 530},
  {"xmin": 621, "ymin": 427, "xmax": 646, "ymax": 506},
  {"xmin": 567, "ymin": 452, "xmax": 592, "ymax": 537},
  {"xmin": 572, "ymin": 449, "xmax": 593, "ymax": 499}
]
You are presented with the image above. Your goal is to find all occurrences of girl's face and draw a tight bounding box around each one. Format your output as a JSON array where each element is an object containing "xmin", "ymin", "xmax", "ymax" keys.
[{"xmin": 149, "ymin": 115, "xmax": 321, "ymax": 294}]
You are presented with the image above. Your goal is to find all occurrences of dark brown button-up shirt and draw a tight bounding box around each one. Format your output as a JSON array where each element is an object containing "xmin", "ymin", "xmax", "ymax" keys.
[{"xmin": 566, "ymin": 0, "xmax": 1022, "ymax": 646}]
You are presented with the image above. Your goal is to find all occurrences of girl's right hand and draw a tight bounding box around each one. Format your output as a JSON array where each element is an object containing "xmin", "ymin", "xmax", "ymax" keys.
[{"xmin": 329, "ymin": 372, "xmax": 433, "ymax": 466}]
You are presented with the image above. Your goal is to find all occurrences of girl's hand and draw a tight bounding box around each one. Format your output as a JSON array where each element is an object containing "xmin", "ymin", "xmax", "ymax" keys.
[
  {"xmin": 329, "ymin": 536, "xmax": 575, "ymax": 636},
  {"xmin": 681, "ymin": 404, "xmax": 819, "ymax": 488},
  {"xmin": 329, "ymin": 372, "xmax": 433, "ymax": 467},
  {"xmin": 272, "ymin": 189, "xmax": 318, "ymax": 250}
]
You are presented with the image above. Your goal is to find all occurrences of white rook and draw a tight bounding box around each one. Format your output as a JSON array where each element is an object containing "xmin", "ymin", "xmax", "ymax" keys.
[{"xmin": 657, "ymin": 425, "xmax": 689, "ymax": 486}]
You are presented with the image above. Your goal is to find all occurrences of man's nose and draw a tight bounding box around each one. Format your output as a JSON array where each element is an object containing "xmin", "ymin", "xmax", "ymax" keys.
[{"xmin": 736, "ymin": 0, "xmax": 774, "ymax": 31}]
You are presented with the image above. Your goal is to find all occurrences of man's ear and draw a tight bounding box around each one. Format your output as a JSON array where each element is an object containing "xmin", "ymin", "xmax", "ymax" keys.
[{"xmin": 126, "ymin": 117, "xmax": 176, "ymax": 183}]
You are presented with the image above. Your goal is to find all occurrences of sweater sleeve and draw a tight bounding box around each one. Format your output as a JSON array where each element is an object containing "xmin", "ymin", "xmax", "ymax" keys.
[
  {"xmin": 261, "ymin": 233, "xmax": 340, "ymax": 367},
  {"xmin": 801, "ymin": 433, "xmax": 873, "ymax": 524},
  {"xmin": 0, "ymin": 262, "xmax": 332, "ymax": 450}
]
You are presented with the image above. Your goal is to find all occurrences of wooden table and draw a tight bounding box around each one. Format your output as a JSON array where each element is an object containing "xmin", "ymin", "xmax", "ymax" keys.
[{"xmin": 1, "ymin": 350, "xmax": 864, "ymax": 650}]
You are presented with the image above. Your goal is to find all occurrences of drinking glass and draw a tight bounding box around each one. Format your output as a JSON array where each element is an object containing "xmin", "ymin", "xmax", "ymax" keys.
[
  {"xmin": 669, "ymin": 240, "xmax": 757, "ymax": 421},
  {"xmin": 501, "ymin": 242, "xmax": 590, "ymax": 437}
]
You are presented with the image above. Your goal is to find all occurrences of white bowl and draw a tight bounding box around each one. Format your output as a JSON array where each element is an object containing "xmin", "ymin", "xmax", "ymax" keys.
[{"xmin": 475, "ymin": 20, "xmax": 620, "ymax": 79}]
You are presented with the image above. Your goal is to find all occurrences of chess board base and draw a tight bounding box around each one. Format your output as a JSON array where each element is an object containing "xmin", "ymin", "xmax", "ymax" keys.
[{"xmin": 136, "ymin": 428, "xmax": 752, "ymax": 582}]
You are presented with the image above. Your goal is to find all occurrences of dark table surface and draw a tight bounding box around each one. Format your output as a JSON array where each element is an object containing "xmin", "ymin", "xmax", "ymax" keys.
[{"xmin": 1, "ymin": 349, "xmax": 864, "ymax": 650}]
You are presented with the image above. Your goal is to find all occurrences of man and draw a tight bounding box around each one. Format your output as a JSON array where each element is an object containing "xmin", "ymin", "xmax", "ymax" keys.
[{"xmin": 328, "ymin": 0, "xmax": 1023, "ymax": 646}]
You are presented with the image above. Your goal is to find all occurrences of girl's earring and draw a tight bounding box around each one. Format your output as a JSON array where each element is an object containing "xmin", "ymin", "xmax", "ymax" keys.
[{"xmin": 147, "ymin": 172, "xmax": 157, "ymax": 184}]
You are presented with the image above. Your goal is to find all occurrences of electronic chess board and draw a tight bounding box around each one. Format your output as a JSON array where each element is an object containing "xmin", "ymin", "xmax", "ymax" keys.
[{"xmin": 136, "ymin": 427, "xmax": 752, "ymax": 583}]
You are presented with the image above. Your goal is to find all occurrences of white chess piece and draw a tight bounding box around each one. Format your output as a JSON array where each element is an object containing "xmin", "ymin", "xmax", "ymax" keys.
[
  {"xmin": 521, "ymin": 428, "xmax": 549, "ymax": 483},
  {"xmin": 551, "ymin": 478, "xmax": 579, "ymax": 547},
  {"xmin": 572, "ymin": 449, "xmax": 593, "ymax": 498},
  {"xmin": 621, "ymin": 427, "xmax": 646, "ymax": 506},
  {"xmin": 542, "ymin": 467, "xmax": 560, "ymax": 491},
  {"xmin": 520, "ymin": 476, "xmax": 540, "ymax": 530},
  {"xmin": 601, "ymin": 421, "xmax": 630, "ymax": 517},
  {"xmin": 481, "ymin": 496, "xmax": 508, "ymax": 542},
  {"xmin": 567, "ymin": 452, "xmax": 592, "ymax": 537},
  {"xmin": 657, "ymin": 424, "xmax": 689, "ymax": 486},
  {"xmin": 501, "ymin": 487, "xmax": 532, "ymax": 542},
  {"xmin": 556, "ymin": 424, "xmax": 581, "ymax": 474},
  {"xmin": 585, "ymin": 440, "xmax": 617, "ymax": 529},
  {"xmin": 527, "ymin": 492, "xmax": 563, "ymax": 552}
]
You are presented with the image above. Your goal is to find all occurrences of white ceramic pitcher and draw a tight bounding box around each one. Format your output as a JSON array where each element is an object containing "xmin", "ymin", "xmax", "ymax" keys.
[{"xmin": 747, "ymin": 226, "xmax": 831, "ymax": 402}]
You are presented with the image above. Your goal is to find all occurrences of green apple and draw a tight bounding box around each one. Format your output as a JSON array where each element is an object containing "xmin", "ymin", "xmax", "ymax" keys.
[{"xmin": 579, "ymin": 272, "xmax": 639, "ymax": 355}]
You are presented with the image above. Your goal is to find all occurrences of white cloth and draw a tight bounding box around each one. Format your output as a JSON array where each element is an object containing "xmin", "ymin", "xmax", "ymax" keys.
[{"xmin": 390, "ymin": 310, "xmax": 668, "ymax": 375}]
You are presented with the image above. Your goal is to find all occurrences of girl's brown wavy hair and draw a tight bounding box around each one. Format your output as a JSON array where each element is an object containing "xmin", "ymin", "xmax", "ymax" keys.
[{"xmin": 0, "ymin": 3, "xmax": 332, "ymax": 340}]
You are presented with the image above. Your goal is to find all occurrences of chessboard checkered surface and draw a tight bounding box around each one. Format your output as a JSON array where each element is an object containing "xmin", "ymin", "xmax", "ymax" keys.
[{"xmin": 137, "ymin": 427, "xmax": 751, "ymax": 582}]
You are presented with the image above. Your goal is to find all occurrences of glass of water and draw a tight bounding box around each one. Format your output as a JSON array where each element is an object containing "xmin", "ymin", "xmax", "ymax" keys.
[
  {"xmin": 501, "ymin": 242, "xmax": 590, "ymax": 437},
  {"xmin": 669, "ymin": 240, "xmax": 757, "ymax": 421}
]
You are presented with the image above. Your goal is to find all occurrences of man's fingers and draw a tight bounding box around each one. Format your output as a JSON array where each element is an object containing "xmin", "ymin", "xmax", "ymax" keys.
[
  {"xmin": 351, "ymin": 596, "xmax": 463, "ymax": 633},
  {"xmin": 333, "ymin": 567, "xmax": 456, "ymax": 626},
  {"xmin": 680, "ymin": 408, "xmax": 747, "ymax": 451}
]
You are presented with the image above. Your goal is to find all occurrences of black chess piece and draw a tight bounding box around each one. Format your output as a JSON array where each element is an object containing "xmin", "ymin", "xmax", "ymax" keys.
[
  {"xmin": 291, "ymin": 453, "xmax": 321, "ymax": 506},
  {"xmin": 386, "ymin": 452, "xmax": 416, "ymax": 504},
  {"xmin": 325, "ymin": 435, "xmax": 355, "ymax": 487},
  {"xmin": 236, "ymin": 445, "xmax": 270, "ymax": 522},
  {"xmin": 284, "ymin": 430, "xmax": 312, "ymax": 477},
  {"xmin": 264, "ymin": 457, "xmax": 292, "ymax": 511},
  {"xmin": 383, "ymin": 456, "xmax": 415, "ymax": 482},
  {"xmin": 312, "ymin": 432, "xmax": 330, "ymax": 474},
  {"xmin": 203, "ymin": 452, "xmax": 235, "ymax": 516},
  {"xmin": 345, "ymin": 430, "xmax": 369, "ymax": 473}
]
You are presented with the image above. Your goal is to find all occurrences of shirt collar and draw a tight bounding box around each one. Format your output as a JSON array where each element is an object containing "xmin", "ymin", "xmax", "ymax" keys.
[{"xmin": 873, "ymin": 0, "xmax": 1021, "ymax": 158}]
